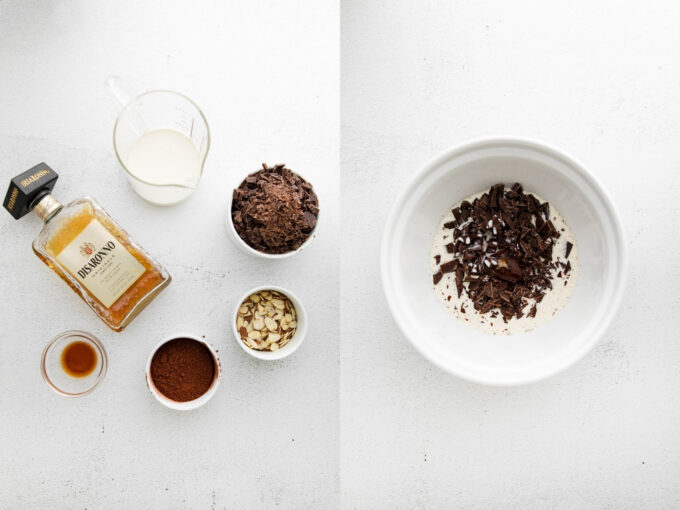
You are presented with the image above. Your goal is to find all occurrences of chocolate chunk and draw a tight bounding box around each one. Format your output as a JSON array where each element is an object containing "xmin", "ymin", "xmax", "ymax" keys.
[
  {"xmin": 565, "ymin": 241, "xmax": 573, "ymax": 259},
  {"xmin": 494, "ymin": 267, "xmax": 521, "ymax": 283},
  {"xmin": 440, "ymin": 260, "xmax": 457, "ymax": 273},
  {"xmin": 434, "ymin": 255, "xmax": 441, "ymax": 265},
  {"xmin": 455, "ymin": 266, "xmax": 464, "ymax": 298},
  {"xmin": 301, "ymin": 211, "xmax": 317, "ymax": 232},
  {"xmin": 433, "ymin": 271, "xmax": 443, "ymax": 285},
  {"xmin": 445, "ymin": 243, "xmax": 455, "ymax": 253},
  {"xmin": 506, "ymin": 257, "xmax": 522, "ymax": 278}
]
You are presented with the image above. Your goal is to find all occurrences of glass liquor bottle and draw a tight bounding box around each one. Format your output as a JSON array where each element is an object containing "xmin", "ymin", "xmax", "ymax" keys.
[{"xmin": 3, "ymin": 163, "xmax": 171, "ymax": 331}]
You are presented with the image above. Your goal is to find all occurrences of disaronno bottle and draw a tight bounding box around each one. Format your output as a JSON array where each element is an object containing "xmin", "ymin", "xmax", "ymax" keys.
[{"xmin": 3, "ymin": 163, "xmax": 171, "ymax": 331}]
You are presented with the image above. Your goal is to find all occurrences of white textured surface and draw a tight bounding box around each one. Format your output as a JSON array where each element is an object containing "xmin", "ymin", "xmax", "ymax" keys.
[
  {"xmin": 0, "ymin": 1, "xmax": 338, "ymax": 508},
  {"xmin": 341, "ymin": 1, "xmax": 680, "ymax": 508}
]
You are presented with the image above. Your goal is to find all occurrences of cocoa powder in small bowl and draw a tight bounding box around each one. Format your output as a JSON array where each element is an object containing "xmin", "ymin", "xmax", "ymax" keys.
[
  {"xmin": 231, "ymin": 163, "xmax": 319, "ymax": 255},
  {"xmin": 147, "ymin": 337, "xmax": 219, "ymax": 407}
]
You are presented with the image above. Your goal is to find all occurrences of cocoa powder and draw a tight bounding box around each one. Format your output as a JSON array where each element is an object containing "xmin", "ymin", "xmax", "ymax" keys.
[{"xmin": 150, "ymin": 338, "xmax": 215, "ymax": 402}]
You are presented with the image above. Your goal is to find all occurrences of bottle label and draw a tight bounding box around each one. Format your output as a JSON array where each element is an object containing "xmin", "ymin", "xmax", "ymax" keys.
[{"xmin": 56, "ymin": 219, "xmax": 146, "ymax": 308}]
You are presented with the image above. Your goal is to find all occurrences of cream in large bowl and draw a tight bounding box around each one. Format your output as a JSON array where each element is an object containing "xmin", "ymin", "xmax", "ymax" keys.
[{"xmin": 381, "ymin": 137, "xmax": 626, "ymax": 386}]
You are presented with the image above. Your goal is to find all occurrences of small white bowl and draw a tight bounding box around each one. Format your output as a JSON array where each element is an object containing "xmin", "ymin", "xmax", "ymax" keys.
[
  {"xmin": 381, "ymin": 137, "xmax": 627, "ymax": 386},
  {"xmin": 145, "ymin": 334, "xmax": 221, "ymax": 411},
  {"xmin": 225, "ymin": 173, "xmax": 319, "ymax": 259},
  {"xmin": 232, "ymin": 286, "xmax": 307, "ymax": 360}
]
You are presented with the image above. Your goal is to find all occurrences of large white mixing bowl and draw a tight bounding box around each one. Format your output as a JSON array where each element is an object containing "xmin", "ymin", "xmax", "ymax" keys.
[{"xmin": 381, "ymin": 138, "xmax": 627, "ymax": 385}]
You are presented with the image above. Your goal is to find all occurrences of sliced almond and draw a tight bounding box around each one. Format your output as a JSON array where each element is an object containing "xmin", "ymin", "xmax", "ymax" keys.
[
  {"xmin": 248, "ymin": 330, "xmax": 262, "ymax": 340},
  {"xmin": 269, "ymin": 342, "xmax": 280, "ymax": 351},
  {"xmin": 253, "ymin": 319, "xmax": 264, "ymax": 331},
  {"xmin": 264, "ymin": 317, "xmax": 277, "ymax": 330},
  {"xmin": 268, "ymin": 332, "xmax": 281, "ymax": 343},
  {"xmin": 249, "ymin": 294, "xmax": 260, "ymax": 303}
]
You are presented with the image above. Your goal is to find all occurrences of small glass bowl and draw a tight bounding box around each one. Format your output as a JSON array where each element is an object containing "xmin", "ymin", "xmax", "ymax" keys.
[{"xmin": 41, "ymin": 330, "xmax": 108, "ymax": 397}]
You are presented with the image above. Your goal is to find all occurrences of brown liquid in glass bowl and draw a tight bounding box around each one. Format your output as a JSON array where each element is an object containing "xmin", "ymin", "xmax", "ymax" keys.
[{"xmin": 61, "ymin": 341, "xmax": 97, "ymax": 377}]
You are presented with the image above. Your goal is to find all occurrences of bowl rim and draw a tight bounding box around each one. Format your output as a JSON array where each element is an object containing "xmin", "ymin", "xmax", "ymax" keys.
[
  {"xmin": 231, "ymin": 285, "xmax": 307, "ymax": 360},
  {"xmin": 145, "ymin": 333, "xmax": 221, "ymax": 410},
  {"xmin": 381, "ymin": 136, "xmax": 628, "ymax": 386}
]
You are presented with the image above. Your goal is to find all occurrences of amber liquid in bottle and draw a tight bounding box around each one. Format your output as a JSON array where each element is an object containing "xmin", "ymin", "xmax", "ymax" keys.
[
  {"xmin": 4, "ymin": 164, "xmax": 171, "ymax": 331},
  {"xmin": 33, "ymin": 196, "xmax": 171, "ymax": 331}
]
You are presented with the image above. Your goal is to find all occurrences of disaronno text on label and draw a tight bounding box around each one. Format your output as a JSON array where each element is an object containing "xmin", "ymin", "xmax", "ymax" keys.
[
  {"xmin": 20, "ymin": 168, "xmax": 49, "ymax": 188},
  {"xmin": 77, "ymin": 241, "xmax": 116, "ymax": 279},
  {"xmin": 6, "ymin": 187, "xmax": 18, "ymax": 211}
]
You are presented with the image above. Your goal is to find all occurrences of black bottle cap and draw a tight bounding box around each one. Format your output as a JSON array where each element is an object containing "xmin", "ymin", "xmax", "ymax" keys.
[{"xmin": 3, "ymin": 163, "xmax": 59, "ymax": 220}]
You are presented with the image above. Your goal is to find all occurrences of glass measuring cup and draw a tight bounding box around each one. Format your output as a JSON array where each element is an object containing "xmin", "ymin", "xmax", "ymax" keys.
[{"xmin": 108, "ymin": 76, "xmax": 210, "ymax": 206}]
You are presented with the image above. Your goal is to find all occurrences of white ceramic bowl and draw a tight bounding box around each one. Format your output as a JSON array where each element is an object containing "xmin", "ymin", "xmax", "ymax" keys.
[
  {"xmin": 232, "ymin": 285, "xmax": 307, "ymax": 360},
  {"xmin": 381, "ymin": 137, "xmax": 627, "ymax": 386},
  {"xmin": 225, "ymin": 172, "xmax": 319, "ymax": 259},
  {"xmin": 145, "ymin": 334, "xmax": 221, "ymax": 411}
]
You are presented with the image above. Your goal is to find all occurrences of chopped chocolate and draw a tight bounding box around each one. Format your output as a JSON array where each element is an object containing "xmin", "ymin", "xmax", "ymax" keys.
[
  {"xmin": 455, "ymin": 266, "xmax": 464, "ymax": 298},
  {"xmin": 565, "ymin": 241, "xmax": 573, "ymax": 259},
  {"xmin": 432, "ymin": 183, "xmax": 562, "ymax": 321},
  {"xmin": 231, "ymin": 163, "xmax": 319, "ymax": 254},
  {"xmin": 440, "ymin": 260, "xmax": 458, "ymax": 273},
  {"xmin": 434, "ymin": 255, "xmax": 441, "ymax": 265},
  {"xmin": 433, "ymin": 271, "xmax": 443, "ymax": 285}
]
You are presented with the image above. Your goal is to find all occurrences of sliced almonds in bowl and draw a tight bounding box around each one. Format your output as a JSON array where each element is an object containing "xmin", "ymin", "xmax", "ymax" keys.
[
  {"xmin": 232, "ymin": 285, "xmax": 306, "ymax": 360},
  {"xmin": 236, "ymin": 290, "xmax": 298, "ymax": 351}
]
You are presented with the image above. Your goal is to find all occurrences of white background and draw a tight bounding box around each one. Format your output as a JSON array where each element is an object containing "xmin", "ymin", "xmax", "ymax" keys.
[
  {"xmin": 342, "ymin": 0, "xmax": 680, "ymax": 508},
  {"xmin": 0, "ymin": 1, "xmax": 338, "ymax": 508}
]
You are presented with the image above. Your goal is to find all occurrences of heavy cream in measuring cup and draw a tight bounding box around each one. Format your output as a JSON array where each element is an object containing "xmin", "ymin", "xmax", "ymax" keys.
[{"xmin": 126, "ymin": 129, "xmax": 201, "ymax": 205}]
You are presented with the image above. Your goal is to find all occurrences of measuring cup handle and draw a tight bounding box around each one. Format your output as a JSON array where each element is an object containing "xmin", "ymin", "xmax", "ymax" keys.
[{"xmin": 106, "ymin": 75, "xmax": 134, "ymax": 111}]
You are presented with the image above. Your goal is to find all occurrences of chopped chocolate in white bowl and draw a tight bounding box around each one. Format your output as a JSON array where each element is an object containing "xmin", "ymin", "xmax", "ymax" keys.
[
  {"xmin": 382, "ymin": 138, "xmax": 626, "ymax": 385},
  {"xmin": 431, "ymin": 183, "xmax": 578, "ymax": 335},
  {"xmin": 231, "ymin": 163, "xmax": 319, "ymax": 255}
]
